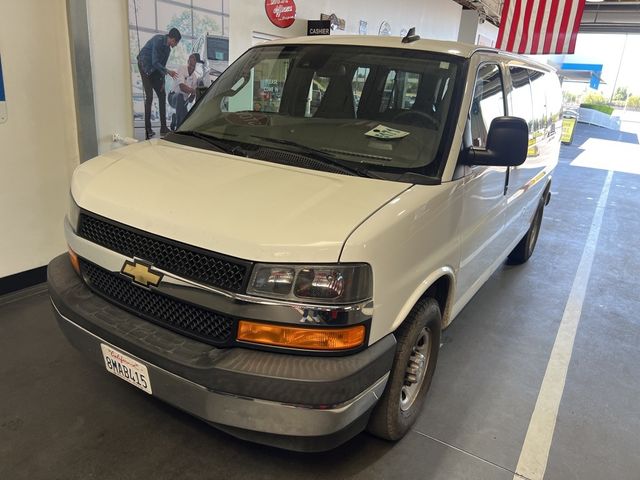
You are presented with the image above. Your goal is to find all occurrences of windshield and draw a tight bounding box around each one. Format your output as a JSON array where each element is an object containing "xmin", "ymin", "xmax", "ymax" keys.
[{"xmin": 174, "ymin": 44, "xmax": 462, "ymax": 180}]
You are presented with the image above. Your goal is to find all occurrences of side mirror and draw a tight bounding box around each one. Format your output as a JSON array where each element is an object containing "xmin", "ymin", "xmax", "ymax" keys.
[{"xmin": 463, "ymin": 116, "xmax": 529, "ymax": 167}]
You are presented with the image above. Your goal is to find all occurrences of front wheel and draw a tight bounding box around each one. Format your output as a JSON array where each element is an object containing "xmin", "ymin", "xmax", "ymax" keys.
[
  {"xmin": 508, "ymin": 200, "xmax": 545, "ymax": 265},
  {"xmin": 367, "ymin": 298, "xmax": 441, "ymax": 441}
]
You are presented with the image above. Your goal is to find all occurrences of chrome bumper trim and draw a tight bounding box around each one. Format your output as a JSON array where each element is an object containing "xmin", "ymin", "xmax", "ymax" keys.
[{"xmin": 53, "ymin": 300, "xmax": 388, "ymax": 437}]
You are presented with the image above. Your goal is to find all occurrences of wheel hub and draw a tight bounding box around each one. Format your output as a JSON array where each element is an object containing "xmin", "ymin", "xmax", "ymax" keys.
[{"xmin": 400, "ymin": 328, "xmax": 431, "ymax": 412}]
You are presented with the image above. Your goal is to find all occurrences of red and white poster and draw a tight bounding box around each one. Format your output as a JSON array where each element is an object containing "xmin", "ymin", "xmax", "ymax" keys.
[{"xmin": 265, "ymin": 0, "xmax": 296, "ymax": 29}]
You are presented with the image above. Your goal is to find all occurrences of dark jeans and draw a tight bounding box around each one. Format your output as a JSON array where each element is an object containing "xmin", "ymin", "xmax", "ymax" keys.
[
  {"xmin": 138, "ymin": 61, "xmax": 166, "ymax": 135},
  {"xmin": 168, "ymin": 92, "xmax": 189, "ymax": 129}
]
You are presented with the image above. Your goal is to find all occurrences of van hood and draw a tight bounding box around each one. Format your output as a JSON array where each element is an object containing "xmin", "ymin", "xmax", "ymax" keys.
[{"xmin": 71, "ymin": 140, "xmax": 409, "ymax": 263}]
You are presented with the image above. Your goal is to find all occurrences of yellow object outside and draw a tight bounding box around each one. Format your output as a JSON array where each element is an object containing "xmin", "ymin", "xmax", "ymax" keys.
[{"xmin": 561, "ymin": 118, "xmax": 577, "ymax": 144}]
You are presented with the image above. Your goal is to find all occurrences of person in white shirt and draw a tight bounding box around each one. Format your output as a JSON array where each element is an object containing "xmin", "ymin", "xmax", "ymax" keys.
[{"xmin": 168, "ymin": 53, "xmax": 203, "ymax": 130}]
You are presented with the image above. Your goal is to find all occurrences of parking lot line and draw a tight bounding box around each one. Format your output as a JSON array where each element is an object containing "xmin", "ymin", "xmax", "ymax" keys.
[{"xmin": 513, "ymin": 170, "xmax": 613, "ymax": 480}]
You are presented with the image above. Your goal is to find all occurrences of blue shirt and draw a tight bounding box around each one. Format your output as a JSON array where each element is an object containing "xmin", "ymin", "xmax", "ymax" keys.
[{"xmin": 138, "ymin": 34, "xmax": 171, "ymax": 75}]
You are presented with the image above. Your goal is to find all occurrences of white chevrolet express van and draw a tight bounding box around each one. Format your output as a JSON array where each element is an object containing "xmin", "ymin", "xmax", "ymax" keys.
[{"xmin": 48, "ymin": 35, "xmax": 561, "ymax": 451}]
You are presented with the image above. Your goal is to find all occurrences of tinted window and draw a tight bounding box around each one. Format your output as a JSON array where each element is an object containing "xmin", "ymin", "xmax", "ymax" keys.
[{"xmin": 469, "ymin": 63, "xmax": 504, "ymax": 148}]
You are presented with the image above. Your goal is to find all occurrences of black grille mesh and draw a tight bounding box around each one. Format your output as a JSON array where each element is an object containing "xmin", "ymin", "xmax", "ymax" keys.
[
  {"xmin": 78, "ymin": 213, "xmax": 250, "ymax": 293},
  {"xmin": 80, "ymin": 260, "xmax": 234, "ymax": 345},
  {"xmin": 252, "ymin": 148, "xmax": 355, "ymax": 176}
]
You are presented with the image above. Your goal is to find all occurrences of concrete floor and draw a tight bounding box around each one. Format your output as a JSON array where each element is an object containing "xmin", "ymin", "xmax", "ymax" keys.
[{"xmin": 1, "ymin": 123, "xmax": 639, "ymax": 480}]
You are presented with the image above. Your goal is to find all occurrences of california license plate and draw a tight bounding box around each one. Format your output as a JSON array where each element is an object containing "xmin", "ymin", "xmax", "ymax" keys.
[{"xmin": 100, "ymin": 344, "xmax": 152, "ymax": 394}]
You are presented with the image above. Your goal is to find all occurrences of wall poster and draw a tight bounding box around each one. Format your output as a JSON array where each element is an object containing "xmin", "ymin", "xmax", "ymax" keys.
[{"xmin": 128, "ymin": 0, "xmax": 230, "ymax": 140}]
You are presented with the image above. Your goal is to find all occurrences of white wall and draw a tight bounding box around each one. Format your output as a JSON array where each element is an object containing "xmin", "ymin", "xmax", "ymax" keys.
[
  {"xmin": 458, "ymin": 9, "xmax": 498, "ymax": 46},
  {"xmin": 477, "ymin": 18, "xmax": 498, "ymax": 46},
  {"xmin": 458, "ymin": 9, "xmax": 479, "ymax": 44},
  {"xmin": 87, "ymin": 0, "xmax": 134, "ymax": 153},
  {"xmin": 229, "ymin": 0, "xmax": 462, "ymax": 61},
  {"xmin": 0, "ymin": 1, "xmax": 79, "ymax": 278}
]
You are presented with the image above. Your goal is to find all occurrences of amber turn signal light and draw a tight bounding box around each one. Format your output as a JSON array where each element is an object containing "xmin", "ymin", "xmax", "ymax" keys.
[
  {"xmin": 68, "ymin": 247, "xmax": 80, "ymax": 275},
  {"xmin": 237, "ymin": 321, "xmax": 365, "ymax": 351}
]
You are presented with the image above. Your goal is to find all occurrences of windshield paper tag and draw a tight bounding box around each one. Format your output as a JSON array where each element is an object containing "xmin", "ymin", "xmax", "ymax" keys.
[{"xmin": 365, "ymin": 124, "xmax": 410, "ymax": 140}]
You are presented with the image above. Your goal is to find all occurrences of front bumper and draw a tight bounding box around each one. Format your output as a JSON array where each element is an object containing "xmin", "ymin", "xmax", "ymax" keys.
[{"xmin": 48, "ymin": 254, "xmax": 396, "ymax": 451}]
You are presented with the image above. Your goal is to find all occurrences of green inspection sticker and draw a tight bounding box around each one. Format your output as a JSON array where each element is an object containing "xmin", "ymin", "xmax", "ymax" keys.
[{"xmin": 365, "ymin": 124, "xmax": 410, "ymax": 140}]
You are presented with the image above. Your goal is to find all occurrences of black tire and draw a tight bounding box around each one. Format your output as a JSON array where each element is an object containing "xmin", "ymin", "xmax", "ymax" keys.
[
  {"xmin": 367, "ymin": 298, "xmax": 441, "ymax": 441},
  {"xmin": 508, "ymin": 199, "xmax": 545, "ymax": 265}
]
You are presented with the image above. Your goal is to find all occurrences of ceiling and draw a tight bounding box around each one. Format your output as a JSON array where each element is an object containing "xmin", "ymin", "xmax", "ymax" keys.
[{"xmin": 452, "ymin": 0, "xmax": 640, "ymax": 33}]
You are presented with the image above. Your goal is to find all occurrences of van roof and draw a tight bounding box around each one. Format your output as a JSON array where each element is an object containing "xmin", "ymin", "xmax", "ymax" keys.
[{"xmin": 262, "ymin": 35, "xmax": 554, "ymax": 71}]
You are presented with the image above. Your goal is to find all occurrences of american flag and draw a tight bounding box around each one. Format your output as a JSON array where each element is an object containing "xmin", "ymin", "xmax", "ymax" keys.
[{"xmin": 496, "ymin": 0, "xmax": 587, "ymax": 54}]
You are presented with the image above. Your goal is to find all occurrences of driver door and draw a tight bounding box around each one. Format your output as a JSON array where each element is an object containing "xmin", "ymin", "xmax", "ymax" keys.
[{"xmin": 456, "ymin": 62, "xmax": 509, "ymax": 302}]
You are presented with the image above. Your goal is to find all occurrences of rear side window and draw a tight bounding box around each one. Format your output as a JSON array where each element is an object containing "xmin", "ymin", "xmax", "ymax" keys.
[
  {"xmin": 545, "ymin": 72, "xmax": 562, "ymax": 125},
  {"xmin": 509, "ymin": 67, "xmax": 562, "ymax": 146},
  {"xmin": 509, "ymin": 66, "xmax": 534, "ymax": 130},
  {"xmin": 469, "ymin": 63, "xmax": 504, "ymax": 148},
  {"xmin": 529, "ymin": 69, "xmax": 547, "ymax": 137}
]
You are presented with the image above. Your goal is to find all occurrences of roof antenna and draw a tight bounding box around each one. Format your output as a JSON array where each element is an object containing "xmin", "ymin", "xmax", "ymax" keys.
[{"xmin": 402, "ymin": 27, "xmax": 420, "ymax": 44}]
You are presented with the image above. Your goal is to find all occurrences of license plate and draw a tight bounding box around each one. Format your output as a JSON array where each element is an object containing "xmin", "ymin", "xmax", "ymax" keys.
[{"xmin": 100, "ymin": 344, "xmax": 152, "ymax": 394}]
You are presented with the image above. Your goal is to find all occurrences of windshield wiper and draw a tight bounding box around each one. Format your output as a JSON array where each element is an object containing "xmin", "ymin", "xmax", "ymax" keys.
[
  {"xmin": 247, "ymin": 135, "xmax": 373, "ymax": 178},
  {"xmin": 376, "ymin": 171, "xmax": 441, "ymax": 186},
  {"xmin": 169, "ymin": 130, "xmax": 247, "ymax": 156}
]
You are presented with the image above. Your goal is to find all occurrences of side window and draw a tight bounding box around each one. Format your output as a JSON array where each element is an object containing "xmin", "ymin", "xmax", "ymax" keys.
[
  {"xmin": 352, "ymin": 67, "xmax": 370, "ymax": 111},
  {"xmin": 469, "ymin": 63, "xmax": 504, "ymax": 148},
  {"xmin": 379, "ymin": 70, "xmax": 421, "ymax": 112},
  {"xmin": 528, "ymin": 69, "xmax": 547, "ymax": 138},
  {"xmin": 402, "ymin": 72, "xmax": 421, "ymax": 109},
  {"xmin": 545, "ymin": 72, "xmax": 563, "ymax": 133},
  {"xmin": 307, "ymin": 73, "xmax": 331, "ymax": 117},
  {"xmin": 223, "ymin": 57, "xmax": 290, "ymax": 113},
  {"xmin": 508, "ymin": 66, "xmax": 533, "ymax": 131},
  {"xmin": 380, "ymin": 70, "xmax": 398, "ymax": 112}
]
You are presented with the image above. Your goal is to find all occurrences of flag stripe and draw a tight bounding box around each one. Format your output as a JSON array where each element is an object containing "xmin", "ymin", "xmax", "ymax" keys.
[
  {"xmin": 530, "ymin": 0, "xmax": 549, "ymax": 54},
  {"xmin": 558, "ymin": 0, "xmax": 578, "ymax": 52},
  {"xmin": 513, "ymin": 0, "xmax": 531, "ymax": 52},
  {"xmin": 524, "ymin": 0, "xmax": 542, "ymax": 54},
  {"xmin": 495, "ymin": 0, "xmax": 510, "ymax": 48},
  {"xmin": 542, "ymin": 0, "xmax": 561, "ymax": 54},
  {"xmin": 537, "ymin": 2, "xmax": 554, "ymax": 54},
  {"xmin": 517, "ymin": 0, "xmax": 536, "ymax": 53},
  {"xmin": 497, "ymin": 0, "xmax": 586, "ymax": 55},
  {"xmin": 568, "ymin": 0, "xmax": 586, "ymax": 53},
  {"xmin": 555, "ymin": 0, "xmax": 574, "ymax": 53},
  {"xmin": 506, "ymin": 0, "xmax": 523, "ymax": 51}
]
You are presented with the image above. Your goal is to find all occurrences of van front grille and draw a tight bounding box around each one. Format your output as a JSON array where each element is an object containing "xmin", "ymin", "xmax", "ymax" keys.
[
  {"xmin": 77, "ymin": 212, "xmax": 252, "ymax": 293},
  {"xmin": 80, "ymin": 259, "xmax": 235, "ymax": 345}
]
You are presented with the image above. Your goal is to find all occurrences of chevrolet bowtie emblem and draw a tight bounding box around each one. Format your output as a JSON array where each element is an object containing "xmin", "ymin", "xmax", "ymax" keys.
[{"xmin": 121, "ymin": 260, "xmax": 163, "ymax": 288}]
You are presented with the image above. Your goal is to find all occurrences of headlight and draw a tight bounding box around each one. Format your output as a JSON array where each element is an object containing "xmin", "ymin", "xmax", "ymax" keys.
[
  {"xmin": 68, "ymin": 193, "xmax": 80, "ymax": 232},
  {"xmin": 247, "ymin": 263, "xmax": 372, "ymax": 304}
]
